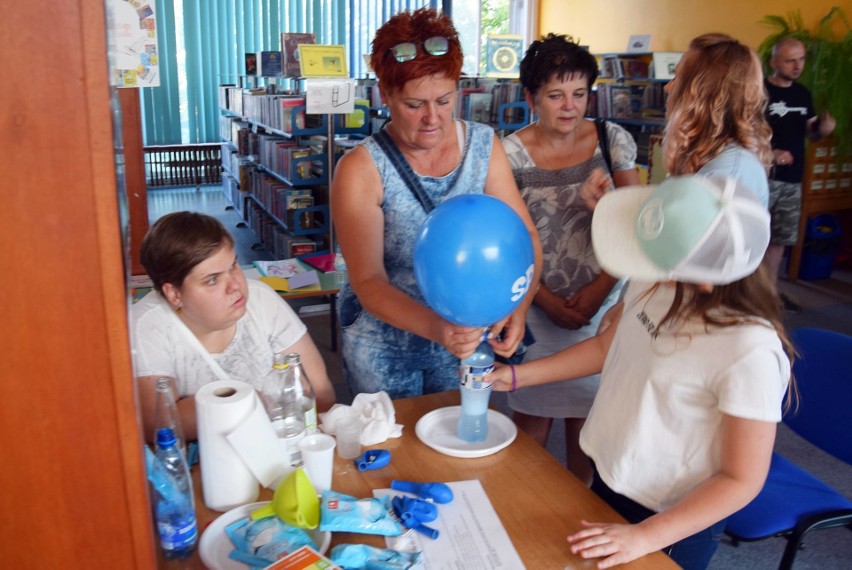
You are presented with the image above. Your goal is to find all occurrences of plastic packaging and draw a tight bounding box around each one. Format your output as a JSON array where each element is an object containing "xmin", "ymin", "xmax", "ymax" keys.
[
  {"xmin": 285, "ymin": 352, "xmax": 318, "ymax": 433},
  {"xmin": 153, "ymin": 377, "xmax": 185, "ymax": 456},
  {"xmin": 319, "ymin": 491, "xmax": 403, "ymax": 536},
  {"xmin": 225, "ymin": 514, "xmax": 316, "ymax": 566},
  {"xmin": 329, "ymin": 544, "xmax": 421, "ymax": 569},
  {"xmin": 152, "ymin": 428, "xmax": 198, "ymax": 559},
  {"xmin": 457, "ymin": 337, "xmax": 494, "ymax": 442}
]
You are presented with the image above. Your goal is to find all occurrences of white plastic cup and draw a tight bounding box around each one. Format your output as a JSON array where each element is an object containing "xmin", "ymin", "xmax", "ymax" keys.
[
  {"xmin": 297, "ymin": 433, "xmax": 336, "ymax": 493},
  {"xmin": 335, "ymin": 416, "xmax": 363, "ymax": 460}
]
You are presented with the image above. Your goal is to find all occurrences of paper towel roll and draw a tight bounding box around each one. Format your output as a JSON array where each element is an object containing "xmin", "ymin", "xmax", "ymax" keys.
[
  {"xmin": 226, "ymin": 392, "xmax": 292, "ymax": 489},
  {"xmin": 196, "ymin": 380, "xmax": 260, "ymax": 511}
]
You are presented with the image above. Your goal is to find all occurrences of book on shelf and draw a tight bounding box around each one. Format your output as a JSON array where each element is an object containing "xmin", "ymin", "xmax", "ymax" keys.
[
  {"xmin": 284, "ymin": 189, "xmax": 315, "ymax": 230},
  {"xmin": 244, "ymin": 53, "xmax": 258, "ymax": 76},
  {"xmin": 484, "ymin": 35, "xmax": 523, "ymax": 78},
  {"xmin": 257, "ymin": 51, "xmax": 283, "ymax": 77},
  {"xmin": 254, "ymin": 258, "xmax": 320, "ymax": 291},
  {"xmin": 651, "ymin": 52, "xmax": 682, "ymax": 80},
  {"xmin": 343, "ymin": 98, "xmax": 370, "ymax": 129},
  {"xmin": 456, "ymin": 85, "xmax": 485, "ymax": 119},
  {"xmin": 281, "ymin": 32, "xmax": 316, "ymax": 77},
  {"xmin": 609, "ymin": 84, "xmax": 633, "ymax": 118},
  {"xmin": 466, "ymin": 92, "xmax": 494, "ymax": 124},
  {"xmin": 278, "ymin": 234, "xmax": 317, "ymax": 258}
]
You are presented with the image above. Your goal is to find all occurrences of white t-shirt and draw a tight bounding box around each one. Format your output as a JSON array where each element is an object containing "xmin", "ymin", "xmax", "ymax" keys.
[
  {"xmin": 580, "ymin": 281, "xmax": 790, "ymax": 512},
  {"xmin": 131, "ymin": 279, "xmax": 307, "ymax": 396}
]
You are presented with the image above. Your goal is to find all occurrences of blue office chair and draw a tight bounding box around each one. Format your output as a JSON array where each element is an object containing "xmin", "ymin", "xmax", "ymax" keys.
[{"xmin": 724, "ymin": 327, "xmax": 852, "ymax": 569}]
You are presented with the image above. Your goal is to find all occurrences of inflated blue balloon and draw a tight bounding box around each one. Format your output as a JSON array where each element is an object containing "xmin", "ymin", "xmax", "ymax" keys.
[{"xmin": 414, "ymin": 194, "xmax": 535, "ymax": 327}]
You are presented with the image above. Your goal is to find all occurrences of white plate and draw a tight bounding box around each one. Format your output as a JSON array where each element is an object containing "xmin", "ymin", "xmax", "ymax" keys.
[
  {"xmin": 198, "ymin": 501, "xmax": 331, "ymax": 570},
  {"xmin": 415, "ymin": 406, "xmax": 517, "ymax": 458}
]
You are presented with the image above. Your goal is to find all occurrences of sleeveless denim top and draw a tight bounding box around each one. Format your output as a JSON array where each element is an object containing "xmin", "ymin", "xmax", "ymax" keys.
[{"xmin": 338, "ymin": 120, "xmax": 494, "ymax": 350}]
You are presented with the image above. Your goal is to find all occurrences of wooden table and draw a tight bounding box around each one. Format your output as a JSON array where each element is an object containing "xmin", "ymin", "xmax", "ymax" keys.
[{"xmin": 166, "ymin": 391, "xmax": 678, "ymax": 569}]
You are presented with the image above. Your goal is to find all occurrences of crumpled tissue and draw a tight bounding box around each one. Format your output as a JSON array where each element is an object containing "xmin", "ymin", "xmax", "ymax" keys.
[{"xmin": 318, "ymin": 391, "xmax": 403, "ymax": 446}]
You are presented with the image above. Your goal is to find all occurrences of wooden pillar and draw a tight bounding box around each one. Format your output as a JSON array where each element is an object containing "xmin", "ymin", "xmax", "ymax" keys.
[{"xmin": 119, "ymin": 88, "xmax": 149, "ymax": 275}]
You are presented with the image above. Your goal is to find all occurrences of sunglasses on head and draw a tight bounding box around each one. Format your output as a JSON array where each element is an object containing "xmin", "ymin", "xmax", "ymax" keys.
[{"xmin": 388, "ymin": 36, "xmax": 449, "ymax": 62}]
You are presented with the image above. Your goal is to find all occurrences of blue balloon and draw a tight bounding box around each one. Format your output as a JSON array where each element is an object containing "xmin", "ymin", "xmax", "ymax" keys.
[{"xmin": 414, "ymin": 194, "xmax": 535, "ymax": 327}]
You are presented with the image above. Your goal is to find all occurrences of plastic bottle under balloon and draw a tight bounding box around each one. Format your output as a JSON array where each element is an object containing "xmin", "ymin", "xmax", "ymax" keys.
[{"xmin": 457, "ymin": 337, "xmax": 494, "ymax": 443}]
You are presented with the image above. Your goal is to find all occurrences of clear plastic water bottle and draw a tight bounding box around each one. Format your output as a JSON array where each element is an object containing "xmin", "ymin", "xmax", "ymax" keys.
[
  {"xmin": 284, "ymin": 352, "xmax": 318, "ymax": 433},
  {"xmin": 457, "ymin": 337, "xmax": 494, "ymax": 443},
  {"xmin": 153, "ymin": 377, "xmax": 185, "ymax": 456},
  {"xmin": 333, "ymin": 244, "xmax": 347, "ymax": 288},
  {"xmin": 153, "ymin": 428, "xmax": 198, "ymax": 559},
  {"xmin": 270, "ymin": 353, "xmax": 306, "ymax": 467}
]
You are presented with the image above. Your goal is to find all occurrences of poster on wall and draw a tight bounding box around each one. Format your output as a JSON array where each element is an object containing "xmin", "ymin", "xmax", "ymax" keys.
[{"xmin": 107, "ymin": 0, "xmax": 160, "ymax": 87}]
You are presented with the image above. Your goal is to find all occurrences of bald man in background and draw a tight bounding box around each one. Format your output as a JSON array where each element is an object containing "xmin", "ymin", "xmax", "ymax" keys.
[{"xmin": 763, "ymin": 37, "xmax": 835, "ymax": 310}]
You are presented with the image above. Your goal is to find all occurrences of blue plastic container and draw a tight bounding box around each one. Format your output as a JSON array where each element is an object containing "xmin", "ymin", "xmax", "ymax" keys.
[{"xmin": 799, "ymin": 214, "xmax": 841, "ymax": 280}]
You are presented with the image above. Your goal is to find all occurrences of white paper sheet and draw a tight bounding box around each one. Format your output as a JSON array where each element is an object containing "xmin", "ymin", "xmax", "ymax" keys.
[{"xmin": 374, "ymin": 480, "xmax": 525, "ymax": 569}]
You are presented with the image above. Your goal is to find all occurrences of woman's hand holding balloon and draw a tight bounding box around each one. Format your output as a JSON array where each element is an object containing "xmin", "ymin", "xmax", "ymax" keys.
[
  {"xmin": 429, "ymin": 319, "xmax": 485, "ymax": 359},
  {"xmin": 488, "ymin": 312, "xmax": 524, "ymax": 358}
]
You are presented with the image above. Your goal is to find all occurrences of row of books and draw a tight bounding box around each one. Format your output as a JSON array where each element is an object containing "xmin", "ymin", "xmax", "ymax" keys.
[
  {"xmin": 243, "ymin": 33, "xmax": 317, "ymax": 77},
  {"xmin": 221, "ymin": 171, "xmax": 248, "ymax": 218},
  {"xmin": 599, "ymin": 56, "xmax": 650, "ymax": 80},
  {"xmin": 254, "ymin": 132, "xmax": 321, "ymax": 183},
  {"xmin": 221, "ymin": 146, "xmax": 253, "ymax": 188},
  {"xmin": 455, "ymin": 79, "xmax": 527, "ymax": 127},
  {"xmin": 220, "ymin": 85, "xmax": 318, "ymax": 134},
  {"xmin": 593, "ymin": 83, "xmax": 665, "ymax": 120},
  {"xmin": 247, "ymin": 202, "xmax": 318, "ymax": 259},
  {"xmin": 248, "ymin": 168, "xmax": 322, "ymax": 233}
]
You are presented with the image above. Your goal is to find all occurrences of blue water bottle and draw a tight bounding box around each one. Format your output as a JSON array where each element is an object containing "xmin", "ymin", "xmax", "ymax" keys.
[
  {"xmin": 153, "ymin": 428, "xmax": 198, "ymax": 559},
  {"xmin": 457, "ymin": 336, "xmax": 494, "ymax": 442}
]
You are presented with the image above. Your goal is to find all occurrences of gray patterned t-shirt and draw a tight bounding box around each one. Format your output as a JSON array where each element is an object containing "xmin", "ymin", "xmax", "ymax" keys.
[{"xmin": 502, "ymin": 121, "xmax": 636, "ymax": 297}]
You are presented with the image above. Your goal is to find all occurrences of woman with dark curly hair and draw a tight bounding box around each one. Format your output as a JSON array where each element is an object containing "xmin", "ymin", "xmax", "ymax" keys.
[
  {"xmin": 501, "ymin": 33, "xmax": 640, "ymax": 484},
  {"xmin": 331, "ymin": 8, "xmax": 541, "ymax": 399}
]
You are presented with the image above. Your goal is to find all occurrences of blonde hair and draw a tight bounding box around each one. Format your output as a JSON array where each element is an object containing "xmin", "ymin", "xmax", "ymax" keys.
[{"xmin": 665, "ymin": 34, "xmax": 773, "ymax": 175}]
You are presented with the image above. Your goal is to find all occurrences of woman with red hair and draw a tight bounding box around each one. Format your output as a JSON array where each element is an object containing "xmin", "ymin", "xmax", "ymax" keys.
[{"xmin": 331, "ymin": 8, "xmax": 541, "ymax": 399}]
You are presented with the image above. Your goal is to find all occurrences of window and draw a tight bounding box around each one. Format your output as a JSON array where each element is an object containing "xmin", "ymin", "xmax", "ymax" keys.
[{"xmin": 139, "ymin": 0, "xmax": 534, "ymax": 145}]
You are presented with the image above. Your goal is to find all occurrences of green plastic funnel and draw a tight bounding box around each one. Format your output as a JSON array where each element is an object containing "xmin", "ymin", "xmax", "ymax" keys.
[{"xmin": 249, "ymin": 467, "xmax": 320, "ymax": 529}]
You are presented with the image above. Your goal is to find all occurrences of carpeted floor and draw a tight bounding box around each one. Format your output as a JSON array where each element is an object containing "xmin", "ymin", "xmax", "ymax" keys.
[{"xmin": 148, "ymin": 184, "xmax": 852, "ymax": 569}]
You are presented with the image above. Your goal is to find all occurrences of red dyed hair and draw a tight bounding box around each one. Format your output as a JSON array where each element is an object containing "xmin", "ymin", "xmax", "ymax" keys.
[{"xmin": 370, "ymin": 7, "xmax": 463, "ymax": 96}]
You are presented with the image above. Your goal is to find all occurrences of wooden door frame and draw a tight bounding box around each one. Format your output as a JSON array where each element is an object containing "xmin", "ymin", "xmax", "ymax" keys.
[{"xmin": 0, "ymin": 1, "xmax": 156, "ymax": 566}]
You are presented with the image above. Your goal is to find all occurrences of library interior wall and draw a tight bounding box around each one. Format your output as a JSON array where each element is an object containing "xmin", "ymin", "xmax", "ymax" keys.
[{"xmin": 538, "ymin": 0, "xmax": 846, "ymax": 51}]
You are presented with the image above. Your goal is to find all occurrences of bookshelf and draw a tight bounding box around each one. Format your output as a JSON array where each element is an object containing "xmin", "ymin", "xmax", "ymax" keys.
[
  {"xmin": 455, "ymin": 77, "xmax": 530, "ymax": 133},
  {"xmin": 216, "ymin": 76, "xmax": 529, "ymax": 259},
  {"xmin": 218, "ymin": 82, "xmax": 371, "ymax": 259},
  {"xmin": 591, "ymin": 51, "xmax": 680, "ymax": 165}
]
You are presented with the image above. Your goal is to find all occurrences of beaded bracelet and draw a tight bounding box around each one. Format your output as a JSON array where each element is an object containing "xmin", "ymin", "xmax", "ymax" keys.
[{"xmin": 509, "ymin": 365, "xmax": 517, "ymax": 393}]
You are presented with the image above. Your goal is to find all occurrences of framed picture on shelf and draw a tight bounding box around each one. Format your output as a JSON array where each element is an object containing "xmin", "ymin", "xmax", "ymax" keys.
[
  {"xmin": 626, "ymin": 34, "xmax": 651, "ymax": 53},
  {"xmin": 652, "ymin": 52, "xmax": 683, "ymax": 80}
]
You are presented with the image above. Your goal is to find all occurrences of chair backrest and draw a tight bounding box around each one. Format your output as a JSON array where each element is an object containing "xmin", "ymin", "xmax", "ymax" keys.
[{"xmin": 783, "ymin": 327, "xmax": 852, "ymax": 465}]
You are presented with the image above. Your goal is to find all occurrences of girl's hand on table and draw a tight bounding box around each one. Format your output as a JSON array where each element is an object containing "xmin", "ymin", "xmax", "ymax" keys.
[{"xmin": 567, "ymin": 520, "xmax": 653, "ymax": 569}]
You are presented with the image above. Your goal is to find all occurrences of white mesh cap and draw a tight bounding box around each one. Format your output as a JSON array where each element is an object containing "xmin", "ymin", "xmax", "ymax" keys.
[{"xmin": 591, "ymin": 174, "xmax": 770, "ymax": 285}]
